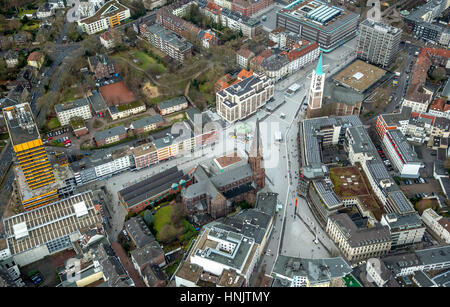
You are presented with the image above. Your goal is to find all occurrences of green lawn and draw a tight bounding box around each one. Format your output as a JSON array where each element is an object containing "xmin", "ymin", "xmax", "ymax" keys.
[
  {"xmin": 114, "ymin": 50, "xmax": 166, "ymax": 73},
  {"xmin": 46, "ymin": 117, "xmax": 61, "ymax": 130},
  {"xmin": 18, "ymin": 9, "xmax": 37, "ymax": 18},
  {"xmin": 343, "ymin": 274, "xmax": 361, "ymax": 287},
  {"xmin": 153, "ymin": 204, "xmax": 173, "ymax": 234},
  {"xmin": 22, "ymin": 22, "xmax": 40, "ymax": 31}
]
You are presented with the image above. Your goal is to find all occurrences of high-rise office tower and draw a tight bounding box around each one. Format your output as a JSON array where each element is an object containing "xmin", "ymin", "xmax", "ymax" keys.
[
  {"xmin": 356, "ymin": 19, "xmax": 402, "ymax": 68},
  {"xmin": 307, "ymin": 54, "xmax": 325, "ymax": 119},
  {"xmin": 3, "ymin": 103, "xmax": 59, "ymax": 210}
]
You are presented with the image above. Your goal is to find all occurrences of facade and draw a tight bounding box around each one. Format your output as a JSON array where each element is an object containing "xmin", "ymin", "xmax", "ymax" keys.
[
  {"xmin": 230, "ymin": 0, "xmax": 272, "ymax": 16},
  {"xmin": 130, "ymin": 114, "xmax": 164, "ymax": 134},
  {"xmin": 94, "ymin": 125, "xmax": 128, "ymax": 146},
  {"xmin": 88, "ymin": 92, "xmax": 109, "ymax": 116},
  {"xmin": 380, "ymin": 212, "xmax": 425, "ymax": 246},
  {"xmin": 306, "ymin": 54, "xmax": 325, "ymax": 118},
  {"xmin": 108, "ymin": 102, "xmax": 146, "ymax": 120},
  {"xmin": 3, "ymin": 191, "xmax": 102, "ymax": 266},
  {"xmin": 252, "ymin": 41, "xmax": 320, "ymax": 82},
  {"xmin": 216, "ymin": 73, "xmax": 274, "ymax": 123},
  {"xmin": 4, "ymin": 50, "xmax": 18, "ymax": 68},
  {"xmin": 54, "ymin": 98, "xmax": 92, "ymax": 126},
  {"xmin": 403, "ymin": 48, "xmax": 450, "ymax": 113},
  {"xmin": 272, "ymin": 255, "xmax": 352, "ymax": 287},
  {"xmin": 88, "ymin": 54, "xmax": 116, "ymax": 80},
  {"xmin": 299, "ymin": 115, "xmax": 416, "ymax": 217},
  {"xmin": 382, "ymin": 246, "xmax": 450, "ymax": 277},
  {"xmin": 71, "ymin": 147, "xmax": 133, "ymax": 185},
  {"xmin": 403, "ymin": 0, "xmax": 450, "ymax": 47},
  {"xmin": 78, "ymin": 0, "xmax": 131, "ymax": 35},
  {"xmin": 27, "ymin": 51, "xmax": 44, "ymax": 69},
  {"xmin": 236, "ymin": 48, "xmax": 255, "ymax": 69},
  {"xmin": 375, "ymin": 106, "xmax": 411, "ymax": 138},
  {"xmin": 36, "ymin": 2, "xmax": 54, "ymax": 19},
  {"xmin": 276, "ymin": 0, "xmax": 359, "ymax": 52},
  {"xmin": 99, "ymin": 31, "xmax": 116, "ymax": 49},
  {"xmin": 118, "ymin": 166, "xmax": 191, "ymax": 213},
  {"xmin": 140, "ymin": 23, "xmax": 193, "ymax": 63},
  {"xmin": 356, "ymin": 19, "xmax": 402, "ymax": 68},
  {"xmin": 156, "ymin": 96, "xmax": 189, "ymax": 116},
  {"xmin": 131, "ymin": 142, "xmax": 159, "ymax": 169},
  {"xmin": 382, "ymin": 129, "xmax": 422, "ymax": 178},
  {"xmin": 175, "ymin": 226, "xmax": 259, "ymax": 286},
  {"xmin": 71, "ymin": 117, "xmax": 89, "ymax": 137},
  {"xmin": 3, "ymin": 103, "xmax": 59, "ymax": 210},
  {"xmin": 326, "ymin": 213, "xmax": 392, "ymax": 263},
  {"xmin": 421, "ymin": 208, "xmax": 450, "ymax": 244}
]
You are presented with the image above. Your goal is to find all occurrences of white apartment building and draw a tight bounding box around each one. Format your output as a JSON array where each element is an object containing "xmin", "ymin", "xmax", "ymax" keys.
[
  {"xmin": 99, "ymin": 31, "xmax": 116, "ymax": 49},
  {"xmin": 287, "ymin": 44, "xmax": 320, "ymax": 74},
  {"xmin": 157, "ymin": 97, "xmax": 188, "ymax": 116},
  {"xmin": 55, "ymin": 98, "xmax": 92, "ymax": 126},
  {"xmin": 402, "ymin": 98, "xmax": 431, "ymax": 113},
  {"xmin": 94, "ymin": 152, "xmax": 132, "ymax": 178},
  {"xmin": 326, "ymin": 213, "xmax": 392, "ymax": 263},
  {"xmin": 380, "ymin": 213, "xmax": 425, "ymax": 246},
  {"xmin": 216, "ymin": 73, "xmax": 274, "ymax": 123},
  {"xmin": 108, "ymin": 103, "xmax": 146, "ymax": 120},
  {"xmin": 236, "ymin": 48, "xmax": 254, "ymax": 69},
  {"xmin": 78, "ymin": 0, "xmax": 130, "ymax": 35},
  {"xmin": 421, "ymin": 208, "xmax": 450, "ymax": 243},
  {"xmin": 356, "ymin": 19, "xmax": 402, "ymax": 68},
  {"xmin": 383, "ymin": 129, "xmax": 422, "ymax": 178}
]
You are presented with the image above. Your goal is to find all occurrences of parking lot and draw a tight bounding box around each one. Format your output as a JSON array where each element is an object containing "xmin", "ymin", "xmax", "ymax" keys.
[
  {"xmin": 44, "ymin": 127, "xmax": 73, "ymax": 148},
  {"xmin": 399, "ymin": 179, "xmax": 443, "ymax": 199},
  {"xmin": 374, "ymin": 143, "xmax": 394, "ymax": 171}
]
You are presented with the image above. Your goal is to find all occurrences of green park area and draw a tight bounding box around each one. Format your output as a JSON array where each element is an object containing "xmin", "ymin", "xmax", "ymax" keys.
[
  {"xmin": 112, "ymin": 49, "xmax": 166, "ymax": 75},
  {"xmin": 153, "ymin": 203, "xmax": 197, "ymax": 250},
  {"xmin": 132, "ymin": 51, "xmax": 166, "ymax": 73}
]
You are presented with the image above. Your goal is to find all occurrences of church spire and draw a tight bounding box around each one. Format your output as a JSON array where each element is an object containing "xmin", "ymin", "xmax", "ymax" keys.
[
  {"xmin": 249, "ymin": 118, "xmax": 265, "ymax": 189},
  {"xmin": 315, "ymin": 53, "xmax": 323, "ymax": 76}
]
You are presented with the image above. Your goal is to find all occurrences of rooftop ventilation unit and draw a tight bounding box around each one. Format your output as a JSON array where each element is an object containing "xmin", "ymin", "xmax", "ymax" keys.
[{"xmin": 13, "ymin": 222, "xmax": 29, "ymax": 240}]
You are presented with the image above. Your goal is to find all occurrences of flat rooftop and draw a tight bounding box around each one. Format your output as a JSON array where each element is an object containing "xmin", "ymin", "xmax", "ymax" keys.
[
  {"xmin": 131, "ymin": 142, "xmax": 156, "ymax": 157},
  {"xmin": 3, "ymin": 191, "xmax": 101, "ymax": 255},
  {"xmin": 332, "ymin": 60, "xmax": 386, "ymax": 93},
  {"xmin": 273, "ymin": 255, "xmax": 352, "ymax": 284},
  {"xmin": 118, "ymin": 166, "xmax": 189, "ymax": 207},
  {"xmin": 214, "ymin": 152, "xmax": 242, "ymax": 170},
  {"xmin": 192, "ymin": 227, "xmax": 257, "ymax": 275},
  {"xmin": 278, "ymin": 0, "xmax": 359, "ymax": 33},
  {"xmin": 3, "ymin": 103, "xmax": 41, "ymax": 148},
  {"xmin": 14, "ymin": 164, "xmax": 59, "ymax": 201},
  {"xmin": 386, "ymin": 129, "xmax": 421, "ymax": 164}
]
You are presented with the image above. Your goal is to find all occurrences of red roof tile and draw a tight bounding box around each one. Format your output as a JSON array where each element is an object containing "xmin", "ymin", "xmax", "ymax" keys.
[
  {"xmin": 286, "ymin": 43, "xmax": 319, "ymax": 62},
  {"xmin": 430, "ymin": 98, "xmax": 446, "ymax": 112}
]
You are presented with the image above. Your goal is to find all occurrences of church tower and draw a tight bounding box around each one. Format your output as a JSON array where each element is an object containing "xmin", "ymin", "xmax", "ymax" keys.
[
  {"xmin": 306, "ymin": 53, "xmax": 325, "ymax": 119},
  {"xmin": 249, "ymin": 118, "xmax": 265, "ymax": 189}
]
